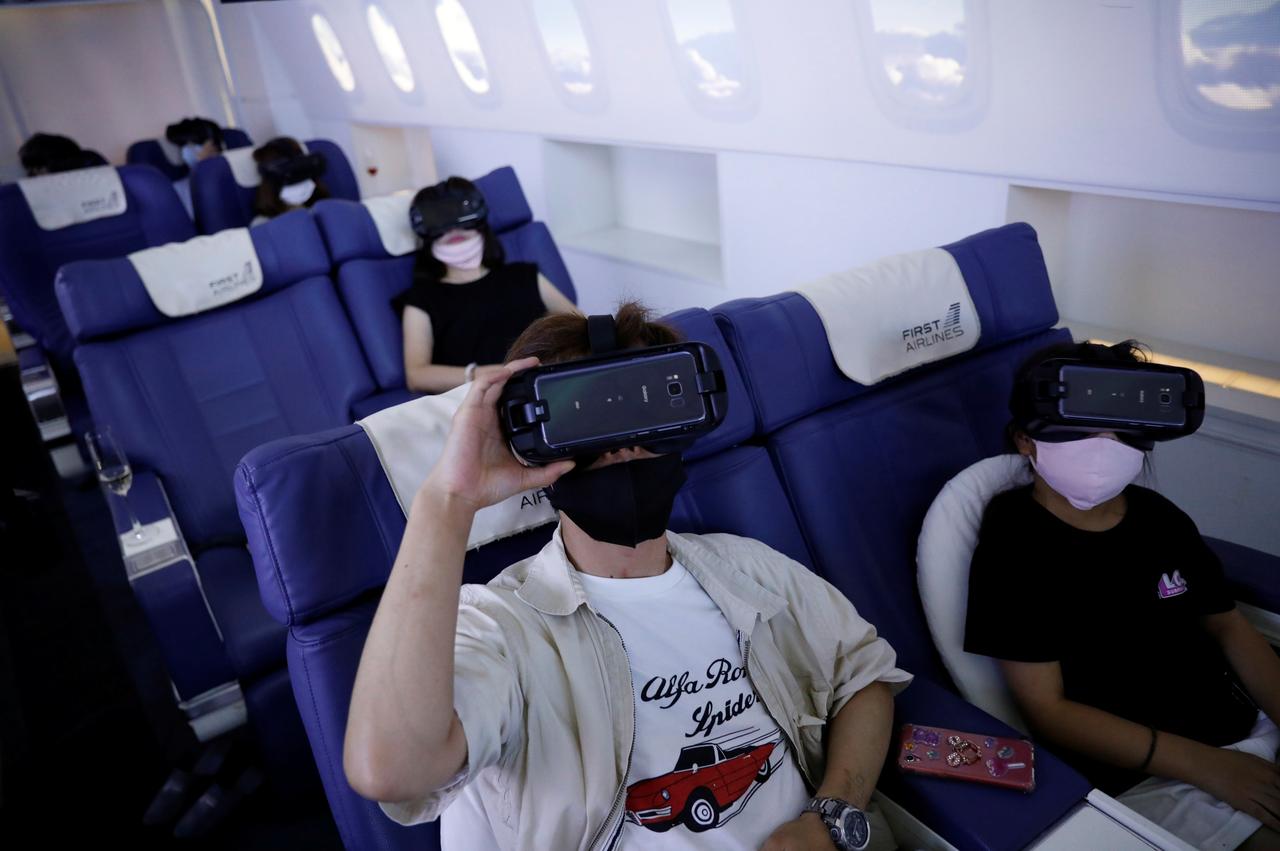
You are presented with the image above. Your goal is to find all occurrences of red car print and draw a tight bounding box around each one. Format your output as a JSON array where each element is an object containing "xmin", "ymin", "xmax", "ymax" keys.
[{"xmin": 625, "ymin": 740, "xmax": 778, "ymax": 833}]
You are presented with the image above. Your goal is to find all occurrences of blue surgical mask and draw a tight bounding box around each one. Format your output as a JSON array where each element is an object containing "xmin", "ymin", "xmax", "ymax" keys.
[{"xmin": 180, "ymin": 144, "xmax": 202, "ymax": 169}]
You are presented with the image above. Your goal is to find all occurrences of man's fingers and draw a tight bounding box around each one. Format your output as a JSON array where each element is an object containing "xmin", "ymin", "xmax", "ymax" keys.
[{"xmin": 525, "ymin": 460, "xmax": 575, "ymax": 491}]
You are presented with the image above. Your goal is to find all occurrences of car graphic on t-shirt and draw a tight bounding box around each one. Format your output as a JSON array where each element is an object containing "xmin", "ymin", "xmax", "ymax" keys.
[{"xmin": 625, "ymin": 739, "xmax": 779, "ymax": 833}]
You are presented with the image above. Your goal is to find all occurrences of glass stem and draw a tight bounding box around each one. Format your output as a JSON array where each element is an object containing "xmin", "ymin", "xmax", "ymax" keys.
[{"xmin": 123, "ymin": 496, "xmax": 144, "ymax": 539}]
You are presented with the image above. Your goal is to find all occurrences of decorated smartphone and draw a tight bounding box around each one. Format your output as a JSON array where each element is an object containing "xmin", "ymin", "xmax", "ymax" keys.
[{"xmin": 896, "ymin": 724, "xmax": 1035, "ymax": 793}]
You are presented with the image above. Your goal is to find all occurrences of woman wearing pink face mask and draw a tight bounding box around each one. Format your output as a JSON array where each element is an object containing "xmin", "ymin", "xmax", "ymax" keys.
[
  {"xmin": 965, "ymin": 341, "xmax": 1280, "ymax": 851},
  {"xmin": 400, "ymin": 177, "xmax": 579, "ymax": 394}
]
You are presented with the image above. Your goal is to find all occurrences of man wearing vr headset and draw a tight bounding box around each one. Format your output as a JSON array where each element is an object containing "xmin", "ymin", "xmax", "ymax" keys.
[
  {"xmin": 965, "ymin": 341, "xmax": 1280, "ymax": 851},
  {"xmin": 250, "ymin": 136, "xmax": 328, "ymax": 223},
  {"xmin": 346, "ymin": 304, "xmax": 911, "ymax": 851},
  {"xmin": 399, "ymin": 176, "xmax": 578, "ymax": 394}
]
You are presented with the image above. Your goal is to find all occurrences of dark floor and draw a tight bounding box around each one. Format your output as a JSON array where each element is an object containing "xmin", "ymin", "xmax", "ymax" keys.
[{"xmin": 0, "ymin": 424, "xmax": 344, "ymax": 848}]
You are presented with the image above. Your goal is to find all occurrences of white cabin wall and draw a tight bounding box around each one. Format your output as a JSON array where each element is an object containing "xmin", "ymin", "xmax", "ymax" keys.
[{"xmin": 0, "ymin": 1, "xmax": 230, "ymax": 169}]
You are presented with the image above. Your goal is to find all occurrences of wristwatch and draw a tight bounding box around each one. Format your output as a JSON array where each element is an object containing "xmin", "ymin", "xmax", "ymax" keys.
[{"xmin": 804, "ymin": 796, "xmax": 870, "ymax": 851}]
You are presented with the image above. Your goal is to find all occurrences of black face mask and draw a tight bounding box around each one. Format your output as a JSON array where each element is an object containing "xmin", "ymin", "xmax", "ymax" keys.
[{"xmin": 546, "ymin": 454, "xmax": 687, "ymax": 548}]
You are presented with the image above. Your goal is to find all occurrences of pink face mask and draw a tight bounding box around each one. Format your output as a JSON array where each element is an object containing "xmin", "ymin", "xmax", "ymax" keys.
[
  {"xmin": 431, "ymin": 229, "xmax": 484, "ymax": 270},
  {"xmin": 1031, "ymin": 437, "xmax": 1144, "ymax": 510}
]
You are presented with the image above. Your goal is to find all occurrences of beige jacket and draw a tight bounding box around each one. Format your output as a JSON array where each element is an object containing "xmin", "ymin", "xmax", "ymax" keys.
[{"xmin": 380, "ymin": 527, "xmax": 913, "ymax": 850}]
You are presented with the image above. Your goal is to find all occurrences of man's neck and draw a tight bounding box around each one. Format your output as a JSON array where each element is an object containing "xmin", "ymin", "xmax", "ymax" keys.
[{"xmin": 561, "ymin": 514, "xmax": 672, "ymax": 579}]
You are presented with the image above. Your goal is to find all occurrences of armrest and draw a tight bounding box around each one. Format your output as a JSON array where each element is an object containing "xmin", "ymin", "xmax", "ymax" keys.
[
  {"xmin": 101, "ymin": 470, "xmax": 239, "ymax": 706},
  {"xmin": 879, "ymin": 676, "xmax": 1092, "ymax": 851},
  {"xmin": 1206, "ymin": 536, "xmax": 1280, "ymax": 614}
]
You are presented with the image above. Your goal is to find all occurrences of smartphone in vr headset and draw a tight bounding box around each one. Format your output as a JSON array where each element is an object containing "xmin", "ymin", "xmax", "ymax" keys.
[
  {"xmin": 1058, "ymin": 364, "xmax": 1187, "ymax": 428},
  {"xmin": 1018, "ymin": 358, "xmax": 1205, "ymax": 442},
  {"xmin": 499, "ymin": 342, "xmax": 727, "ymax": 465}
]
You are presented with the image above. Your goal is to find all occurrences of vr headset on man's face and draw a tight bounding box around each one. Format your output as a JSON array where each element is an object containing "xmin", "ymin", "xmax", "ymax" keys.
[
  {"xmin": 498, "ymin": 316, "xmax": 729, "ymax": 465},
  {"xmin": 410, "ymin": 182, "xmax": 488, "ymax": 241},
  {"xmin": 1011, "ymin": 358, "xmax": 1205, "ymax": 450},
  {"xmin": 258, "ymin": 152, "xmax": 326, "ymax": 186}
]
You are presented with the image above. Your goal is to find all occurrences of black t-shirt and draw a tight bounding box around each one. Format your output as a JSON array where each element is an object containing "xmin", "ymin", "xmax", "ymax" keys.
[
  {"xmin": 398, "ymin": 262, "xmax": 546, "ymax": 367},
  {"xmin": 964, "ymin": 485, "xmax": 1255, "ymax": 784}
]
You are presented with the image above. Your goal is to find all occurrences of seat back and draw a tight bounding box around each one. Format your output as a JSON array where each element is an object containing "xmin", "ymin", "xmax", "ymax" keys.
[
  {"xmin": 233, "ymin": 307, "xmax": 788, "ymax": 850},
  {"xmin": 126, "ymin": 128, "xmax": 254, "ymax": 182},
  {"xmin": 58, "ymin": 211, "xmax": 374, "ymax": 550},
  {"xmin": 314, "ymin": 166, "xmax": 576, "ymax": 393},
  {"xmin": 191, "ymin": 138, "xmax": 359, "ymax": 234},
  {"xmin": 715, "ymin": 223, "xmax": 1067, "ymax": 682},
  {"xmin": 0, "ymin": 165, "xmax": 193, "ymax": 364},
  {"xmin": 917, "ymin": 454, "xmax": 1032, "ymax": 730}
]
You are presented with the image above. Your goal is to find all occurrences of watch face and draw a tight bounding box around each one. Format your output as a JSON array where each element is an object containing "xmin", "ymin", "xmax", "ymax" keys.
[{"xmin": 843, "ymin": 809, "xmax": 870, "ymax": 849}]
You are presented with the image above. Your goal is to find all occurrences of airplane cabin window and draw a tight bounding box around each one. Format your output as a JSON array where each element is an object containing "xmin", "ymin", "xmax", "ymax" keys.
[
  {"xmin": 310, "ymin": 12, "xmax": 357, "ymax": 93},
  {"xmin": 860, "ymin": 0, "xmax": 987, "ymax": 130},
  {"xmin": 1159, "ymin": 0, "xmax": 1280, "ymax": 147},
  {"xmin": 531, "ymin": 0, "xmax": 601, "ymax": 107},
  {"xmin": 366, "ymin": 4, "xmax": 415, "ymax": 94},
  {"xmin": 435, "ymin": 0, "xmax": 494, "ymax": 98},
  {"xmin": 664, "ymin": 0, "xmax": 757, "ymax": 118}
]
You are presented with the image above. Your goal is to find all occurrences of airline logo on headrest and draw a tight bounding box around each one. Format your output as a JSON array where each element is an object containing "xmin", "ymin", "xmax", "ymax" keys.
[
  {"xmin": 207, "ymin": 261, "xmax": 259, "ymax": 298},
  {"xmin": 80, "ymin": 189, "xmax": 124, "ymax": 217},
  {"xmin": 902, "ymin": 302, "xmax": 966, "ymax": 353}
]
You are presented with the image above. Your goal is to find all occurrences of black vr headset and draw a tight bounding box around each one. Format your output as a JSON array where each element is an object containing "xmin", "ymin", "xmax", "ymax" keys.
[
  {"xmin": 258, "ymin": 152, "xmax": 326, "ymax": 186},
  {"xmin": 499, "ymin": 315, "xmax": 729, "ymax": 465},
  {"xmin": 165, "ymin": 118, "xmax": 222, "ymax": 148},
  {"xmin": 409, "ymin": 181, "xmax": 488, "ymax": 241},
  {"xmin": 1011, "ymin": 357, "xmax": 1205, "ymax": 450}
]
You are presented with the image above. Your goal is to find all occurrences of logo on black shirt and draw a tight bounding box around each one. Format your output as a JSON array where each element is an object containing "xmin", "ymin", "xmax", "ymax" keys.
[{"xmin": 1157, "ymin": 570, "xmax": 1188, "ymax": 599}]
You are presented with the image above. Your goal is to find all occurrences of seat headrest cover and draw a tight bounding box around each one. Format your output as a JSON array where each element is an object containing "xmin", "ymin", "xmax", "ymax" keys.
[
  {"xmin": 222, "ymin": 147, "xmax": 264, "ymax": 188},
  {"xmin": 157, "ymin": 138, "xmax": 185, "ymax": 168},
  {"xmin": 473, "ymin": 166, "xmax": 532, "ymax": 233},
  {"xmin": 792, "ymin": 248, "xmax": 981, "ymax": 386},
  {"xmin": 917, "ymin": 454, "xmax": 1032, "ymax": 731},
  {"xmin": 361, "ymin": 191, "xmax": 420, "ymax": 257},
  {"xmin": 127, "ymin": 228, "xmax": 263, "ymax": 317},
  {"xmin": 17, "ymin": 166, "xmax": 128, "ymax": 230},
  {"xmin": 357, "ymin": 385, "xmax": 557, "ymax": 548},
  {"xmin": 57, "ymin": 210, "xmax": 328, "ymax": 340}
]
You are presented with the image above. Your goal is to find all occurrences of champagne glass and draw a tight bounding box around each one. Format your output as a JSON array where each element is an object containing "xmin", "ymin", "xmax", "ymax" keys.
[{"xmin": 85, "ymin": 428, "xmax": 149, "ymax": 544}]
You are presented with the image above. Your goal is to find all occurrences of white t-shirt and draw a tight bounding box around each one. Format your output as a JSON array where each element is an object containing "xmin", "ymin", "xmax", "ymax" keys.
[{"xmin": 578, "ymin": 560, "xmax": 809, "ymax": 848}]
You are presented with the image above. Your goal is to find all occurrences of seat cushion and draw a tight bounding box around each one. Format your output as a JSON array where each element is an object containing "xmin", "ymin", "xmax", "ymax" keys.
[{"xmin": 198, "ymin": 546, "xmax": 288, "ymax": 681}]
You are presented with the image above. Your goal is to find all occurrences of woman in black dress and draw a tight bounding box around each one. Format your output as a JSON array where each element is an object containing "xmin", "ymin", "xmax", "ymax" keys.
[{"xmin": 400, "ymin": 177, "xmax": 578, "ymax": 393}]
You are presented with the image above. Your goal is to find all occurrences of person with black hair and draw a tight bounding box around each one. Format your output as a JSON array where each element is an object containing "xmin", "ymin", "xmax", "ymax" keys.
[
  {"xmin": 398, "ymin": 176, "xmax": 578, "ymax": 394},
  {"xmin": 19, "ymin": 133, "xmax": 105, "ymax": 177},
  {"xmin": 165, "ymin": 117, "xmax": 225, "ymax": 169},
  {"xmin": 250, "ymin": 136, "xmax": 329, "ymax": 223},
  {"xmin": 965, "ymin": 340, "xmax": 1280, "ymax": 851}
]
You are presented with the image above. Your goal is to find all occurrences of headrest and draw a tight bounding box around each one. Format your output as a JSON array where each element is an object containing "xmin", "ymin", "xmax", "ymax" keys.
[
  {"xmin": 314, "ymin": 166, "xmax": 533, "ymax": 266},
  {"xmin": 358, "ymin": 384, "xmax": 558, "ymax": 548},
  {"xmin": 472, "ymin": 166, "xmax": 532, "ymax": 233},
  {"xmin": 792, "ymin": 248, "xmax": 981, "ymax": 385},
  {"xmin": 16, "ymin": 166, "xmax": 127, "ymax": 230},
  {"xmin": 664, "ymin": 308, "xmax": 754, "ymax": 461},
  {"xmin": 917, "ymin": 454, "xmax": 1032, "ymax": 731},
  {"xmin": 361, "ymin": 191, "xmax": 419, "ymax": 257},
  {"xmin": 716, "ymin": 222, "xmax": 1060, "ymax": 434},
  {"xmin": 56, "ymin": 210, "xmax": 329, "ymax": 341},
  {"xmin": 222, "ymin": 146, "xmax": 269, "ymax": 188},
  {"xmin": 126, "ymin": 140, "xmax": 187, "ymax": 182},
  {"xmin": 127, "ymin": 228, "xmax": 263, "ymax": 318}
]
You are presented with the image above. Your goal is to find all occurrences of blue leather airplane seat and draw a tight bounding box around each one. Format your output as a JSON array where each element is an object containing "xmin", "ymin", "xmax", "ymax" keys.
[
  {"xmin": 0, "ymin": 165, "xmax": 193, "ymax": 370},
  {"xmin": 233, "ymin": 307, "xmax": 796, "ymax": 850},
  {"xmin": 313, "ymin": 165, "xmax": 576, "ymax": 418},
  {"xmin": 715, "ymin": 223, "xmax": 1066, "ymax": 686},
  {"xmin": 57, "ymin": 211, "xmax": 375, "ymax": 795},
  {"xmin": 126, "ymin": 128, "xmax": 254, "ymax": 183},
  {"xmin": 190, "ymin": 138, "xmax": 359, "ymax": 234}
]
